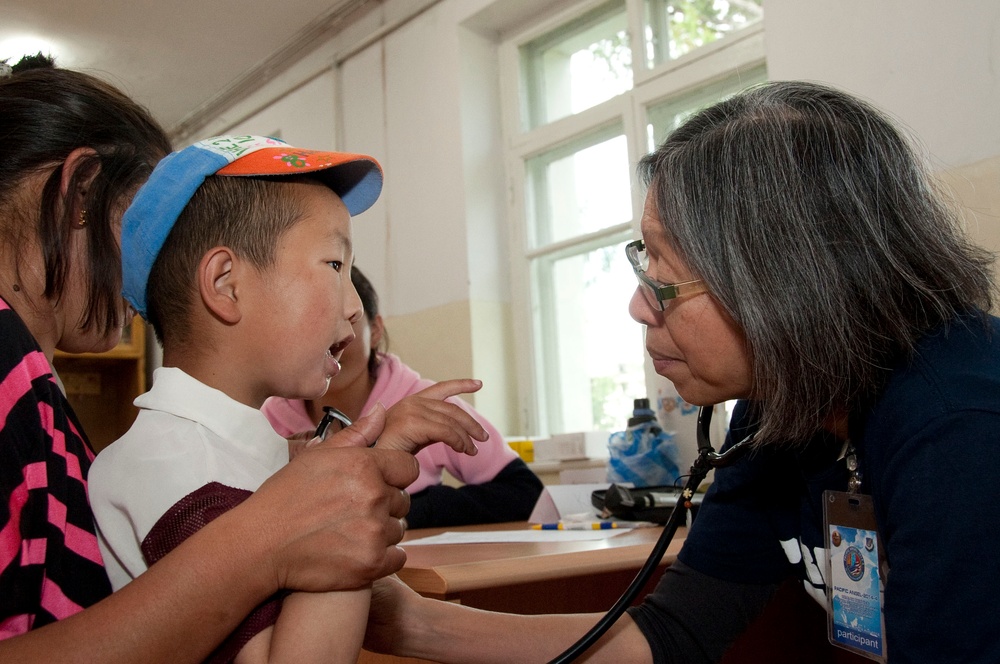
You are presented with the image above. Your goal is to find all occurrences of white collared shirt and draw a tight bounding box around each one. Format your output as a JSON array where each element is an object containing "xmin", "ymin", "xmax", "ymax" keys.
[{"xmin": 89, "ymin": 367, "xmax": 289, "ymax": 590}]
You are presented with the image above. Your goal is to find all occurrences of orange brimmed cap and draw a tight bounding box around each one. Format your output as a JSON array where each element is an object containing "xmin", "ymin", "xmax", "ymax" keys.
[{"xmin": 121, "ymin": 135, "xmax": 382, "ymax": 318}]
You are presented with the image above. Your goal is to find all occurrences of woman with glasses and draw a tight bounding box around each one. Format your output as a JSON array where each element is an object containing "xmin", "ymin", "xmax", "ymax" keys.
[{"xmin": 362, "ymin": 80, "xmax": 1000, "ymax": 663}]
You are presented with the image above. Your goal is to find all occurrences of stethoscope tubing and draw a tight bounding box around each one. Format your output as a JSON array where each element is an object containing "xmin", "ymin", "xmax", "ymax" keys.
[{"xmin": 547, "ymin": 405, "xmax": 754, "ymax": 664}]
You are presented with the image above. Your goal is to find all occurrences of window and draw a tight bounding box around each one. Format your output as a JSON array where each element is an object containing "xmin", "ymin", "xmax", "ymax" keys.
[
  {"xmin": 643, "ymin": 0, "xmax": 764, "ymax": 69},
  {"xmin": 520, "ymin": 1, "xmax": 632, "ymax": 129},
  {"xmin": 645, "ymin": 64, "xmax": 766, "ymax": 149},
  {"xmin": 502, "ymin": 0, "xmax": 764, "ymax": 437},
  {"xmin": 525, "ymin": 125, "xmax": 630, "ymax": 248}
]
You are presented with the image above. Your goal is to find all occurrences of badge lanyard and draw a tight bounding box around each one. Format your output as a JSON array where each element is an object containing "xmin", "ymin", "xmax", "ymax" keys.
[{"xmin": 823, "ymin": 444, "xmax": 888, "ymax": 662}]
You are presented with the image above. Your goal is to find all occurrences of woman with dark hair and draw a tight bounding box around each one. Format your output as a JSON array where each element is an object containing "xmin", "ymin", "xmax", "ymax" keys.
[
  {"xmin": 264, "ymin": 266, "xmax": 544, "ymax": 528},
  {"xmin": 361, "ymin": 81, "xmax": 1000, "ymax": 663},
  {"xmin": 0, "ymin": 56, "xmax": 418, "ymax": 661}
]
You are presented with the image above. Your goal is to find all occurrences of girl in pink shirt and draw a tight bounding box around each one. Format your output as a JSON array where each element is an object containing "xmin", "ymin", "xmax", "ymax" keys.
[{"xmin": 263, "ymin": 267, "xmax": 543, "ymax": 528}]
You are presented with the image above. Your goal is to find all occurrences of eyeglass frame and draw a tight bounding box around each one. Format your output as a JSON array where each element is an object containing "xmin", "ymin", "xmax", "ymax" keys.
[{"xmin": 625, "ymin": 239, "xmax": 707, "ymax": 311}]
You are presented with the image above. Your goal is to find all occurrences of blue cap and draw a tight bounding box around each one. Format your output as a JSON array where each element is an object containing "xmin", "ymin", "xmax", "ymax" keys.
[{"xmin": 121, "ymin": 135, "xmax": 382, "ymax": 318}]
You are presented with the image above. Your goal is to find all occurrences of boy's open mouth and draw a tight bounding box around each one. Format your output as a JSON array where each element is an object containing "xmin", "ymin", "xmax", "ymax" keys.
[{"xmin": 328, "ymin": 335, "xmax": 354, "ymax": 357}]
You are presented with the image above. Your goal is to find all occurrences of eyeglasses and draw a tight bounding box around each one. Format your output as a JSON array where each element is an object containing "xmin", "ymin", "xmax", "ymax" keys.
[{"xmin": 625, "ymin": 239, "xmax": 707, "ymax": 311}]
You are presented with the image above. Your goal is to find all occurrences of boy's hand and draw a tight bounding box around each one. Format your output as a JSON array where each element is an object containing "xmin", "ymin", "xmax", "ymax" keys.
[{"xmin": 376, "ymin": 379, "xmax": 488, "ymax": 456}]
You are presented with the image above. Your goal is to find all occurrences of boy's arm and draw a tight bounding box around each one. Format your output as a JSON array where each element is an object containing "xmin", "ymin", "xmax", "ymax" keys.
[
  {"xmin": 236, "ymin": 588, "xmax": 372, "ymax": 664},
  {"xmin": 0, "ymin": 433, "xmax": 414, "ymax": 663}
]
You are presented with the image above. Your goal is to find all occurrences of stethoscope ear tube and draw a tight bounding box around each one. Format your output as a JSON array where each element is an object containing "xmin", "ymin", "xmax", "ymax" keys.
[
  {"xmin": 548, "ymin": 404, "xmax": 753, "ymax": 664},
  {"xmin": 314, "ymin": 405, "xmax": 353, "ymax": 441}
]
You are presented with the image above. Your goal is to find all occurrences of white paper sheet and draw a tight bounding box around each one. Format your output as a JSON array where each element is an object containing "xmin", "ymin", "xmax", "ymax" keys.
[
  {"xmin": 400, "ymin": 529, "xmax": 627, "ymax": 545},
  {"xmin": 527, "ymin": 483, "xmax": 611, "ymax": 524}
]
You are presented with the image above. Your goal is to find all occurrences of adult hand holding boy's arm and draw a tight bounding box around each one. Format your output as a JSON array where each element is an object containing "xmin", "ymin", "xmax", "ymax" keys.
[
  {"xmin": 375, "ymin": 379, "xmax": 488, "ymax": 456},
  {"xmin": 251, "ymin": 409, "xmax": 418, "ymax": 591}
]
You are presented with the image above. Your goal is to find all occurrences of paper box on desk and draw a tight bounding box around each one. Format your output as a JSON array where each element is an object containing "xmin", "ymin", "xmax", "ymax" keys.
[
  {"xmin": 528, "ymin": 483, "xmax": 610, "ymax": 524},
  {"xmin": 532, "ymin": 431, "xmax": 611, "ymax": 462}
]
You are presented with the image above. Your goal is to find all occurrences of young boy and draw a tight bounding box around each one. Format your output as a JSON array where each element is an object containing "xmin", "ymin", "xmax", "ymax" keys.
[{"xmin": 88, "ymin": 135, "xmax": 487, "ymax": 664}]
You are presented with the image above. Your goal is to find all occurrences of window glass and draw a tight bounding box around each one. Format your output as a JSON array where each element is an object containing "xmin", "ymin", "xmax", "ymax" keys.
[
  {"xmin": 645, "ymin": 64, "xmax": 767, "ymax": 149},
  {"xmin": 503, "ymin": 0, "xmax": 765, "ymax": 437},
  {"xmin": 521, "ymin": 1, "xmax": 631, "ymax": 129},
  {"xmin": 534, "ymin": 239, "xmax": 645, "ymax": 433},
  {"xmin": 526, "ymin": 128, "xmax": 631, "ymax": 248},
  {"xmin": 644, "ymin": 0, "xmax": 763, "ymax": 70}
]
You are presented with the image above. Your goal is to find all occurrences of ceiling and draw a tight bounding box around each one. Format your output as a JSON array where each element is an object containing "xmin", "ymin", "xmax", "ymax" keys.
[{"xmin": 2, "ymin": 0, "xmax": 376, "ymax": 137}]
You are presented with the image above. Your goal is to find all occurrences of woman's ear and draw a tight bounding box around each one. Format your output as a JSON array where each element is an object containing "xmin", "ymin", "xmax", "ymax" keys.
[
  {"xmin": 60, "ymin": 147, "xmax": 100, "ymax": 227},
  {"xmin": 198, "ymin": 247, "xmax": 242, "ymax": 324}
]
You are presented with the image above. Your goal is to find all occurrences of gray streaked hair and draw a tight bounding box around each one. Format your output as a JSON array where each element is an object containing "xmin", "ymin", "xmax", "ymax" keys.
[{"xmin": 639, "ymin": 80, "xmax": 995, "ymax": 445}]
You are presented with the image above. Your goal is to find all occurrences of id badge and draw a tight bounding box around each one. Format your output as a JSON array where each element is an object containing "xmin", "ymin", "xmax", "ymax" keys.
[{"xmin": 823, "ymin": 490, "xmax": 887, "ymax": 662}]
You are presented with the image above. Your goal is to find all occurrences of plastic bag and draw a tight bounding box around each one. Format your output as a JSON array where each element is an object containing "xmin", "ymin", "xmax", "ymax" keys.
[{"xmin": 607, "ymin": 420, "xmax": 682, "ymax": 488}]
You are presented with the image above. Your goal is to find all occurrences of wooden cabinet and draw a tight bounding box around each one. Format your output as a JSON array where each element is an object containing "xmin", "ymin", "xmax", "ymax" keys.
[{"xmin": 53, "ymin": 316, "xmax": 146, "ymax": 453}]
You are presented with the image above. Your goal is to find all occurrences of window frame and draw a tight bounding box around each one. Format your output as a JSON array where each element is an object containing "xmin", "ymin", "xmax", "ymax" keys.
[{"xmin": 500, "ymin": 2, "xmax": 765, "ymax": 436}]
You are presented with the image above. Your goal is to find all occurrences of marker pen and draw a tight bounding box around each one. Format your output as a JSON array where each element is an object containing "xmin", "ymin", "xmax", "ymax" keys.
[{"xmin": 532, "ymin": 522, "xmax": 625, "ymax": 530}]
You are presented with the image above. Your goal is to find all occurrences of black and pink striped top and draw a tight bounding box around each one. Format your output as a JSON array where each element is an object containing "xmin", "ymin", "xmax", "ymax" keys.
[{"xmin": 0, "ymin": 296, "xmax": 111, "ymax": 639}]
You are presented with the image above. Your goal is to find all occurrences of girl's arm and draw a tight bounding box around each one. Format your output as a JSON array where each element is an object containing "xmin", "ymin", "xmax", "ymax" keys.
[{"xmin": 406, "ymin": 458, "xmax": 543, "ymax": 528}]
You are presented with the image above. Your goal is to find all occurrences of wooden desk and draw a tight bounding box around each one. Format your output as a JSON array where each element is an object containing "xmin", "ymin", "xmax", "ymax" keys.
[
  {"xmin": 359, "ymin": 521, "xmax": 680, "ymax": 663},
  {"xmin": 395, "ymin": 521, "xmax": 681, "ymax": 614},
  {"xmin": 360, "ymin": 522, "xmax": 871, "ymax": 664}
]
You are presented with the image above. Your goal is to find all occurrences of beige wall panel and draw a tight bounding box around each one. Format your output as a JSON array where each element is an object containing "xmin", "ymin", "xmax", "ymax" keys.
[{"xmin": 937, "ymin": 155, "xmax": 1000, "ymax": 301}]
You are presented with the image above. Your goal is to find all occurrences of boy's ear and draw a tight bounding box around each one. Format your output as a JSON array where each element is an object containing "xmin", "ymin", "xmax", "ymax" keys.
[{"xmin": 198, "ymin": 247, "xmax": 242, "ymax": 324}]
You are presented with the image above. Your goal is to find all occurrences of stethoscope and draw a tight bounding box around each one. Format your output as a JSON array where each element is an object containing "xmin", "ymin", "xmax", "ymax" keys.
[
  {"xmin": 314, "ymin": 405, "xmax": 353, "ymax": 440},
  {"xmin": 315, "ymin": 403, "xmax": 756, "ymax": 664},
  {"xmin": 547, "ymin": 404, "xmax": 756, "ymax": 664}
]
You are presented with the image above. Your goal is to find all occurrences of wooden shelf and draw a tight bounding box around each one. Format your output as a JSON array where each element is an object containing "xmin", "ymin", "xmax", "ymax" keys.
[{"xmin": 53, "ymin": 316, "xmax": 146, "ymax": 453}]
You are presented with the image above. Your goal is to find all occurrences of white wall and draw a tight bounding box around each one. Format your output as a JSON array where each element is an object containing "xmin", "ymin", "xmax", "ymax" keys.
[
  {"xmin": 225, "ymin": 71, "xmax": 338, "ymax": 149},
  {"xmin": 765, "ymin": 0, "xmax": 1000, "ymax": 169},
  {"xmin": 183, "ymin": 0, "xmax": 1000, "ymax": 435},
  {"xmin": 339, "ymin": 43, "xmax": 390, "ymax": 304},
  {"xmin": 765, "ymin": 0, "xmax": 1000, "ymax": 285}
]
